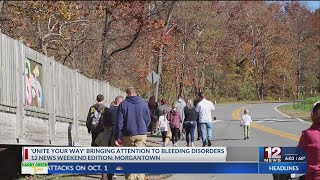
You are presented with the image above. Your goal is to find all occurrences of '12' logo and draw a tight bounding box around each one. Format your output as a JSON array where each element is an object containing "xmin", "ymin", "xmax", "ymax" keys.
[{"xmin": 264, "ymin": 147, "xmax": 282, "ymax": 159}]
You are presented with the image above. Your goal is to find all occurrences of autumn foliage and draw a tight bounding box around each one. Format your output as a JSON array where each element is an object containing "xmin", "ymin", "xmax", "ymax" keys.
[{"xmin": 0, "ymin": 1, "xmax": 319, "ymax": 102}]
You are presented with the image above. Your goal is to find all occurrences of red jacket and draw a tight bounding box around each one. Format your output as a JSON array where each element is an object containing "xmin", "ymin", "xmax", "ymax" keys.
[
  {"xmin": 167, "ymin": 109, "xmax": 181, "ymax": 129},
  {"xmin": 298, "ymin": 123, "xmax": 320, "ymax": 180}
]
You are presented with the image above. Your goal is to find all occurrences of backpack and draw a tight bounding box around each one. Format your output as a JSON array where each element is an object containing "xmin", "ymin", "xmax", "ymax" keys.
[
  {"xmin": 103, "ymin": 107, "xmax": 114, "ymax": 127},
  {"xmin": 86, "ymin": 104, "xmax": 105, "ymax": 132}
]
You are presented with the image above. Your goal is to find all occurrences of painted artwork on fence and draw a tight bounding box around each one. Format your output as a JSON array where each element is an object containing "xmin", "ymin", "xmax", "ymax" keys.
[{"xmin": 25, "ymin": 58, "xmax": 43, "ymax": 107}]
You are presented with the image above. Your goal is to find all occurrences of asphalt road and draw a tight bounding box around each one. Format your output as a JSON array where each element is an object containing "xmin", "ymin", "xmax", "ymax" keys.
[
  {"xmin": 82, "ymin": 103, "xmax": 312, "ymax": 180},
  {"xmin": 166, "ymin": 102, "xmax": 311, "ymax": 180}
]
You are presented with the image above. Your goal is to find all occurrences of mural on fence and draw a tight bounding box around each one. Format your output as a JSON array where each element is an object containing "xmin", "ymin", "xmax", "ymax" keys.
[{"xmin": 25, "ymin": 58, "xmax": 43, "ymax": 107}]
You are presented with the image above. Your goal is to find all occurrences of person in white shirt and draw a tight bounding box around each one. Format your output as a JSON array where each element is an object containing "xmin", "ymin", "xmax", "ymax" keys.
[
  {"xmin": 158, "ymin": 110, "xmax": 169, "ymax": 147},
  {"xmin": 195, "ymin": 92, "xmax": 215, "ymax": 147},
  {"xmin": 240, "ymin": 109, "xmax": 252, "ymax": 140}
]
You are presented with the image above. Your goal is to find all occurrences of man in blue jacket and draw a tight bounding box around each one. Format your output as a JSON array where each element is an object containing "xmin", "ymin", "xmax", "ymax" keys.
[{"xmin": 115, "ymin": 87, "xmax": 151, "ymax": 180}]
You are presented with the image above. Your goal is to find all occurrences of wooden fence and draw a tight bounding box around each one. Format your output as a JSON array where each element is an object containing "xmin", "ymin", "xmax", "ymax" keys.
[{"xmin": 0, "ymin": 33, "xmax": 126, "ymax": 146}]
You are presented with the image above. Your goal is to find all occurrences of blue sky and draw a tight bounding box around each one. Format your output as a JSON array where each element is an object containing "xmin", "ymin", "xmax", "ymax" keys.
[
  {"xmin": 269, "ymin": 1, "xmax": 320, "ymax": 11},
  {"xmin": 303, "ymin": 1, "xmax": 320, "ymax": 11}
]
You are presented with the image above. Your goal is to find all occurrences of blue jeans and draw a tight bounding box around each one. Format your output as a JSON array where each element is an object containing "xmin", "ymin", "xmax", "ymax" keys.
[
  {"xmin": 184, "ymin": 121, "xmax": 196, "ymax": 143},
  {"xmin": 200, "ymin": 123, "xmax": 213, "ymax": 145}
]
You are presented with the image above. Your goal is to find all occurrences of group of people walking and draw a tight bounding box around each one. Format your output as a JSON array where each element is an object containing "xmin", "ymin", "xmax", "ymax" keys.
[
  {"xmin": 148, "ymin": 92, "xmax": 217, "ymax": 147},
  {"xmin": 85, "ymin": 87, "xmax": 218, "ymax": 180},
  {"xmin": 86, "ymin": 87, "xmax": 149, "ymax": 180},
  {"xmin": 85, "ymin": 86, "xmax": 320, "ymax": 180}
]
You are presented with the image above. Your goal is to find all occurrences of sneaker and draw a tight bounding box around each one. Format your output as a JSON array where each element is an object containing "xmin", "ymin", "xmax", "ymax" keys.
[
  {"xmin": 197, "ymin": 137, "xmax": 201, "ymax": 140},
  {"xmin": 244, "ymin": 138, "xmax": 247, "ymax": 140},
  {"xmin": 202, "ymin": 140, "xmax": 207, "ymax": 147},
  {"xmin": 186, "ymin": 143, "xmax": 189, "ymax": 147},
  {"xmin": 181, "ymin": 133, "xmax": 185, "ymax": 140},
  {"xmin": 191, "ymin": 142, "xmax": 194, "ymax": 147},
  {"xmin": 208, "ymin": 140, "xmax": 212, "ymax": 146}
]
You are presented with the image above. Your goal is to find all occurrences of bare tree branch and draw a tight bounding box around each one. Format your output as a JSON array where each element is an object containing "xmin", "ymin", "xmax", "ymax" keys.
[
  {"xmin": 108, "ymin": 26, "xmax": 162, "ymax": 41},
  {"xmin": 109, "ymin": 23, "xmax": 143, "ymax": 57},
  {"xmin": 0, "ymin": 1, "xmax": 3, "ymax": 13},
  {"xmin": 59, "ymin": 20, "xmax": 89, "ymax": 36},
  {"xmin": 62, "ymin": 39, "xmax": 86, "ymax": 65}
]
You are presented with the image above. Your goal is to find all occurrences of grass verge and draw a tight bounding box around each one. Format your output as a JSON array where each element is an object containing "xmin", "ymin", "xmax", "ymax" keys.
[
  {"xmin": 277, "ymin": 96, "xmax": 320, "ymax": 122},
  {"xmin": 278, "ymin": 104, "xmax": 312, "ymax": 122}
]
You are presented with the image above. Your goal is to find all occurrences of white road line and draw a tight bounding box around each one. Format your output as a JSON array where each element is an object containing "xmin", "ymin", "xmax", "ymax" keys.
[
  {"xmin": 274, "ymin": 103, "xmax": 312, "ymax": 125},
  {"xmin": 255, "ymin": 118, "xmax": 289, "ymax": 121},
  {"xmin": 213, "ymin": 120, "xmax": 222, "ymax": 123},
  {"xmin": 274, "ymin": 103, "xmax": 292, "ymax": 118},
  {"xmin": 297, "ymin": 118, "xmax": 312, "ymax": 124}
]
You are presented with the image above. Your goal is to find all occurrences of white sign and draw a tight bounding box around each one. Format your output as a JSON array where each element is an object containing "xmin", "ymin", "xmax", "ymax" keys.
[
  {"xmin": 21, "ymin": 162, "xmax": 48, "ymax": 174},
  {"xmin": 147, "ymin": 71, "xmax": 160, "ymax": 85}
]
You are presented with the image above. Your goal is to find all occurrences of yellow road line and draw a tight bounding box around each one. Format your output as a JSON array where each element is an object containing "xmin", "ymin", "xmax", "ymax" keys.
[
  {"xmin": 232, "ymin": 107, "xmax": 299, "ymax": 142},
  {"xmin": 251, "ymin": 123, "xmax": 299, "ymax": 141}
]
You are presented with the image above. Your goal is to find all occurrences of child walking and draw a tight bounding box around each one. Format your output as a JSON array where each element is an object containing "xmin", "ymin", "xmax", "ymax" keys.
[
  {"xmin": 167, "ymin": 103, "xmax": 182, "ymax": 147},
  {"xmin": 240, "ymin": 109, "xmax": 252, "ymax": 140},
  {"xmin": 158, "ymin": 110, "xmax": 169, "ymax": 147}
]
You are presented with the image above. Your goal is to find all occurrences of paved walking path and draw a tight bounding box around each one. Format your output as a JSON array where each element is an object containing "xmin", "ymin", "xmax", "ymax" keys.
[
  {"xmin": 80, "ymin": 136, "xmax": 167, "ymax": 180},
  {"xmin": 79, "ymin": 103, "xmax": 310, "ymax": 180}
]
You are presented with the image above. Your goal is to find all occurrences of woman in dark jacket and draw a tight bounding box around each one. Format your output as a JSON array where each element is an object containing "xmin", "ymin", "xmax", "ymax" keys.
[
  {"xmin": 148, "ymin": 96, "xmax": 159, "ymax": 134},
  {"xmin": 184, "ymin": 99, "xmax": 198, "ymax": 147}
]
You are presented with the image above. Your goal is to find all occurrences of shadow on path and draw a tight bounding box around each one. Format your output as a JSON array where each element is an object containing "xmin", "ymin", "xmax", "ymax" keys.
[{"xmin": 214, "ymin": 138, "xmax": 243, "ymax": 141}]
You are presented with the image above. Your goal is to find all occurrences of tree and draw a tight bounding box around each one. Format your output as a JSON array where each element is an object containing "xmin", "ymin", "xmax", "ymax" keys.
[
  {"xmin": 154, "ymin": 1, "xmax": 175, "ymax": 101},
  {"xmin": 284, "ymin": 2, "xmax": 317, "ymax": 97},
  {"xmin": 1, "ymin": 1, "xmax": 318, "ymax": 102},
  {"xmin": 98, "ymin": 1, "xmax": 175, "ymax": 80}
]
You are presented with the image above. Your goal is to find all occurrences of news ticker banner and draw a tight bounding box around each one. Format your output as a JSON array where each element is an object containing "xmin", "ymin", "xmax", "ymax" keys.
[
  {"xmin": 22, "ymin": 147, "xmax": 227, "ymax": 162},
  {"xmin": 21, "ymin": 147, "xmax": 307, "ymax": 174}
]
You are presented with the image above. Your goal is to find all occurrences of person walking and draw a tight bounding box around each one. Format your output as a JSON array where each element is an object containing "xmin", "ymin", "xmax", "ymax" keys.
[
  {"xmin": 157, "ymin": 99, "xmax": 171, "ymax": 117},
  {"xmin": 158, "ymin": 110, "xmax": 169, "ymax": 147},
  {"xmin": 114, "ymin": 87, "xmax": 151, "ymax": 180},
  {"xmin": 194, "ymin": 94, "xmax": 202, "ymax": 140},
  {"xmin": 167, "ymin": 103, "xmax": 182, "ymax": 147},
  {"xmin": 105, "ymin": 96, "xmax": 124, "ymax": 139},
  {"xmin": 95, "ymin": 124, "xmax": 114, "ymax": 180},
  {"xmin": 148, "ymin": 96, "xmax": 159, "ymax": 135},
  {"xmin": 157, "ymin": 99, "xmax": 172, "ymax": 145},
  {"xmin": 195, "ymin": 92, "xmax": 215, "ymax": 147},
  {"xmin": 298, "ymin": 101, "xmax": 320, "ymax": 180},
  {"xmin": 86, "ymin": 94, "xmax": 107, "ymax": 147},
  {"xmin": 184, "ymin": 99, "xmax": 198, "ymax": 147},
  {"xmin": 97, "ymin": 96, "xmax": 123, "ymax": 180},
  {"xmin": 240, "ymin": 109, "xmax": 252, "ymax": 140},
  {"xmin": 176, "ymin": 95, "xmax": 186, "ymax": 139},
  {"xmin": 100, "ymin": 95, "xmax": 123, "ymax": 180}
]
